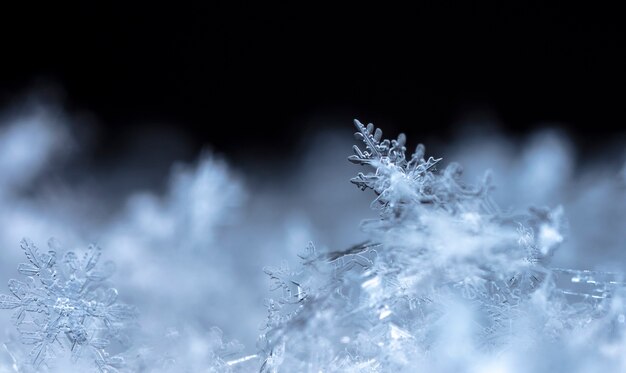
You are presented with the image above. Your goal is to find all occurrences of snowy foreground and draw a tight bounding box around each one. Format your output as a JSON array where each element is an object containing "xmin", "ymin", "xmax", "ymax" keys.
[{"xmin": 1, "ymin": 114, "xmax": 626, "ymax": 372}]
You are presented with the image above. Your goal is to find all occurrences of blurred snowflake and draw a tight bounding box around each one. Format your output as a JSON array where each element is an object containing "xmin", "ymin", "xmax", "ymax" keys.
[
  {"xmin": 127, "ymin": 326, "xmax": 257, "ymax": 373},
  {"xmin": 0, "ymin": 239, "xmax": 136, "ymax": 372}
]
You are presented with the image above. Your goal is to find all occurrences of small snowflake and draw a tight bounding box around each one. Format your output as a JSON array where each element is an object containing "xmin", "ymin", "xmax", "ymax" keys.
[{"xmin": 0, "ymin": 238, "xmax": 136, "ymax": 372}]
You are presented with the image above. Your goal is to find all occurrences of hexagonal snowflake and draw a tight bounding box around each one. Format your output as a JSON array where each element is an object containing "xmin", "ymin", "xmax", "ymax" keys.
[{"xmin": 0, "ymin": 238, "xmax": 136, "ymax": 372}]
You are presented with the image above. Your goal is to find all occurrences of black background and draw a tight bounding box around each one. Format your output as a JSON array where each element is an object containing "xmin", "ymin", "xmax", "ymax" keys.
[{"xmin": 1, "ymin": 2, "xmax": 624, "ymax": 160}]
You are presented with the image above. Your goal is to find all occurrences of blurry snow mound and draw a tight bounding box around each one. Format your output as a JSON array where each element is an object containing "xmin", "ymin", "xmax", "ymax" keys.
[
  {"xmin": 109, "ymin": 153, "xmax": 244, "ymax": 252},
  {"xmin": 101, "ymin": 154, "xmax": 253, "ymax": 339},
  {"xmin": 449, "ymin": 127, "xmax": 626, "ymax": 270},
  {"xmin": 0, "ymin": 108, "xmax": 72, "ymax": 194},
  {"xmin": 126, "ymin": 325, "xmax": 258, "ymax": 372},
  {"xmin": 0, "ymin": 107, "xmax": 82, "ymax": 270}
]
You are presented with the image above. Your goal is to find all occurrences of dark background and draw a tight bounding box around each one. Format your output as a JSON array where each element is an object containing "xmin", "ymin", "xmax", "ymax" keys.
[{"xmin": 1, "ymin": 2, "xmax": 624, "ymax": 161}]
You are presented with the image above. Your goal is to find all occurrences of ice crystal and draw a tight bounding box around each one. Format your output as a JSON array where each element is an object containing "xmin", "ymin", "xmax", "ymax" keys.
[
  {"xmin": 0, "ymin": 239, "xmax": 136, "ymax": 372},
  {"xmin": 258, "ymin": 120, "xmax": 626, "ymax": 372}
]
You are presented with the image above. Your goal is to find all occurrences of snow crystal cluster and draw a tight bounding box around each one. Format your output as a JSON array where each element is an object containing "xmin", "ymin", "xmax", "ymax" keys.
[
  {"xmin": 257, "ymin": 120, "xmax": 626, "ymax": 372},
  {"xmin": 1, "ymin": 118, "xmax": 625, "ymax": 372}
]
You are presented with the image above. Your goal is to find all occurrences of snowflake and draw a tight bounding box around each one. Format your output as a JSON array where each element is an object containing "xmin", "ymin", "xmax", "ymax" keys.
[
  {"xmin": 349, "ymin": 119, "xmax": 497, "ymax": 216},
  {"xmin": 0, "ymin": 238, "xmax": 136, "ymax": 372}
]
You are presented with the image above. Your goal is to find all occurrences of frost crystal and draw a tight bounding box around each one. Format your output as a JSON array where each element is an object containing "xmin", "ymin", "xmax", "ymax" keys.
[
  {"xmin": 258, "ymin": 120, "xmax": 626, "ymax": 372},
  {"xmin": 0, "ymin": 239, "xmax": 136, "ymax": 372}
]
